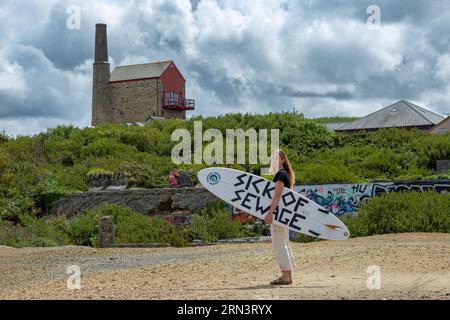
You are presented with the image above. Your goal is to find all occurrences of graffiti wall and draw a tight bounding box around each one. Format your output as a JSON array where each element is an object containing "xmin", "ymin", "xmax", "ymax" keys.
[{"xmin": 294, "ymin": 180, "xmax": 450, "ymax": 216}]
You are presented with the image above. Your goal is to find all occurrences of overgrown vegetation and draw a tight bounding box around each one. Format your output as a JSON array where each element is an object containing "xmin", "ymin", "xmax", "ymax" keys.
[
  {"xmin": 0, "ymin": 113, "xmax": 449, "ymax": 247},
  {"xmin": 0, "ymin": 202, "xmax": 249, "ymax": 248},
  {"xmin": 181, "ymin": 202, "xmax": 254, "ymax": 242},
  {"xmin": 343, "ymin": 191, "xmax": 450, "ymax": 237}
]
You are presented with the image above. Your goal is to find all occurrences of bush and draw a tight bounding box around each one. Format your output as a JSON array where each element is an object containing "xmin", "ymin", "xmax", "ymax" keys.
[
  {"xmin": 0, "ymin": 131, "xmax": 9, "ymax": 144},
  {"xmin": 296, "ymin": 160, "xmax": 360, "ymax": 184},
  {"xmin": 120, "ymin": 130, "xmax": 150, "ymax": 153},
  {"xmin": 343, "ymin": 191, "xmax": 450, "ymax": 237},
  {"xmin": 181, "ymin": 202, "xmax": 250, "ymax": 242},
  {"xmin": 33, "ymin": 177, "xmax": 77, "ymax": 214},
  {"xmin": 119, "ymin": 162, "xmax": 170, "ymax": 188},
  {"xmin": 292, "ymin": 232, "xmax": 323, "ymax": 243},
  {"xmin": 0, "ymin": 215, "xmax": 71, "ymax": 248},
  {"xmin": 69, "ymin": 203, "xmax": 186, "ymax": 247},
  {"xmin": 81, "ymin": 138, "xmax": 136, "ymax": 158},
  {"xmin": 0, "ymin": 149, "xmax": 16, "ymax": 197},
  {"xmin": 0, "ymin": 196, "xmax": 37, "ymax": 224}
]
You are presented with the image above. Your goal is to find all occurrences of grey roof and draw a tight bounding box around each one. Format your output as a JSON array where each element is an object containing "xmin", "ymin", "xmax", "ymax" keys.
[
  {"xmin": 324, "ymin": 122, "xmax": 352, "ymax": 131},
  {"xmin": 430, "ymin": 116, "xmax": 450, "ymax": 134},
  {"xmin": 336, "ymin": 100, "xmax": 445, "ymax": 131},
  {"xmin": 110, "ymin": 61, "xmax": 172, "ymax": 82}
]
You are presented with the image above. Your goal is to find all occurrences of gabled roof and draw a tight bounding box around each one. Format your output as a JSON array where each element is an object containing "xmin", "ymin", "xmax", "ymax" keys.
[
  {"xmin": 110, "ymin": 60, "xmax": 173, "ymax": 82},
  {"xmin": 336, "ymin": 100, "xmax": 445, "ymax": 131}
]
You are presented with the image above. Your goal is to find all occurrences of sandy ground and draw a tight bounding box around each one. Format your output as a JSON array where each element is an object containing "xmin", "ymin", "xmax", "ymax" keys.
[{"xmin": 0, "ymin": 233, "xmax": 449, "ymax": 300}]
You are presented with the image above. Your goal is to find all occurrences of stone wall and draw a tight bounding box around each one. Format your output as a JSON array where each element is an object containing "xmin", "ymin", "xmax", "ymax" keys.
[
  {"xmin": 162, "ymin": 108, "xmax": 186, "ymax": 120},
  {"xmin": 111, "ymin": 78, "xmax": 162, "ymax": 123},
  {"xmin": 51, "ymin": 187, "xmax": 218, "ymax": 218}
]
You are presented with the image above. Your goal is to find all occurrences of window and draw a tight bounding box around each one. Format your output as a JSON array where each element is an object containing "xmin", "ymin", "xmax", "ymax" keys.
[{"xmin": 165, "ymin": 92, "xmax": 179, "ymax": 105}]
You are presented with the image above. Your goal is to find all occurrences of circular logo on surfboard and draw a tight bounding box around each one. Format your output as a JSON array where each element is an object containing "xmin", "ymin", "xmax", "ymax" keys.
[{"xmin": 206, "ymin": 172, "xmax": 221, "ymax": 185}]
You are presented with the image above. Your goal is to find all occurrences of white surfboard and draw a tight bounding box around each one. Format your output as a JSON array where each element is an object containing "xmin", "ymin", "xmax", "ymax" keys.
[{"xmin": 198, "ymin": 167, "xmax": 350, "ymax": 241}]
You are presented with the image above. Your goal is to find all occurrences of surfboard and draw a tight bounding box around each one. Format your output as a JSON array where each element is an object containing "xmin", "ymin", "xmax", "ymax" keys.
[{"xmin": 198, "ymin": 167, "xmax": 350, "ymax": 241}]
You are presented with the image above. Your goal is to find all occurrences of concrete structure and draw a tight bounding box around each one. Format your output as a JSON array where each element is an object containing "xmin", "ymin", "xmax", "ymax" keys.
[
  {"xmin": 51, "ymin": 187, "xmax": 217, "ymax": 218},
  {"xmin": 50, "ymin": 179, "xmax": 450, "ymax": 218},
  {"xmin": 430, "ymin": 116, "xmax": 450, "ymax": 134},
  {"xmin": 99, "ymin": 216, "xmax": 115, "ymax": 247},
  {"xmin": 92, "ymin": 24, "xmax": 195, "ymax": 126},
  {"xmin": 330, "ymin": 100, "xmax": 445, "ymax": 133}
]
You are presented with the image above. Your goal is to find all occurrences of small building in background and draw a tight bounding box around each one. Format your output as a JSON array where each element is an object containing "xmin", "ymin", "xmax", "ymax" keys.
[
  {"xmin": 429, "ymin": 116, "xmax": 450, "ymax": 134},
  {"xmin": 92, "ymin": 24, "xmax": 195, "ymax": 126},
  {"xmin": 325, "ymin": 100, "xmax": 445, "ymax": 133}
]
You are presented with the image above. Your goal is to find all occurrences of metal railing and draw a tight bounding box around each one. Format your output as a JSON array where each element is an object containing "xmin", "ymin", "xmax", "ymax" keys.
[{"xmin": 163, "ymin": 96, "xmax": 195, "ymax": 111}]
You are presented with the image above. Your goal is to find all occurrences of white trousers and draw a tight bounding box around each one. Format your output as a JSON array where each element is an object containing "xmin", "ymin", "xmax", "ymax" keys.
[{"xmin": 270, "ymin": 224, "xmax": 296, "ymax": 271}]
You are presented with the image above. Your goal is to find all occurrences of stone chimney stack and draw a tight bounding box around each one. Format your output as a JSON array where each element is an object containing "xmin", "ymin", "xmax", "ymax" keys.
[
  {"xmin": 95, "ymin": 24, "xmax": 109, "ymax": 63},
  {"xmin": 92, "ymin": 23, "xmax": 113, "ymax": 126}
]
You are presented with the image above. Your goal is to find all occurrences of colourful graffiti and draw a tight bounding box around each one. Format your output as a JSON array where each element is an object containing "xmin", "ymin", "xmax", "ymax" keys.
[
  {"xmin": 163, "ymin": 180, "xmax": 450, "ymax": 229},
  {"xmin": 295, "ymin": 180, "xmax": 450, "ymax": 216}
]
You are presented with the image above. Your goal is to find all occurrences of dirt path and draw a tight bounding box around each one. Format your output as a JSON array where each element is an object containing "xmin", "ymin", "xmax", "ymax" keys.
[{"xmin": 1, "ymin": 233, "xmax": 449, "ymax": 300}]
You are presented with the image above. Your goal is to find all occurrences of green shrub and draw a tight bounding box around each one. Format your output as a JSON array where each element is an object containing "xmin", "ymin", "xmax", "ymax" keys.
[
  {"xmin": 0, "ymin": 149, "xmax": 16, "ymax": 197},
  {"xmin": 33, "ymin": 177, "xmax": 77, "ymax": 214},
  {"xmin": 69, "ymin": 203, "xmax": 186, "ymax": 247},
  {"xmin": 343, "ymin": 191, "xmax": 450, "ymax": 237},
  {"xmin": 182, "ymin": 202, "xmax": 249, "ymax": 242},
  {"xmin": 0, "ymin": 131, "xmax": 9, "ymax": 144},
  {"xmin": 297, "ymin": 160, "xmax": 360, "ymax": 184},
  {"xmin": 120, "ymin": 130, "xmax": 150, "ymax": 153},
  {"xmin": 292, "ymin": 232, "xmax": 323, "ymax": 243},
  {"xmin": 119, "ymin": 162, "xmax": 169, "ymax": 188},
  {"xmin": 87, "ymin": 168, "xmax": 114, "ymax": 177},
  {"xmin": 81, "ymin": 138, "xmax": 136, "ymax": 158},
  {"xmin": 0, "ymin": 196, "xmax": 37, "ymax": 224},
  {"xmin": 0, "ymin": 215, "xmax": 71, "ymax": 248}
]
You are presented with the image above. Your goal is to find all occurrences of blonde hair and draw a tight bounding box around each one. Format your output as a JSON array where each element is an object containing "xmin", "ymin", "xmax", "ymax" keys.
[{"xmin": 274, "ymin": 149, "xmax": 295, "ymax": 189}]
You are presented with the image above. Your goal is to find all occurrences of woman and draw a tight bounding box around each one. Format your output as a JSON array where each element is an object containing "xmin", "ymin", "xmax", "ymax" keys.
[{"xmin": 264, "ymin": 149, "xmax": 296, "ymax": 285}]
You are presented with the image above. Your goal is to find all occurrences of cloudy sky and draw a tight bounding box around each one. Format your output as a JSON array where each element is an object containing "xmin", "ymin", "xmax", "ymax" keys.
[{"xmin": 0, "ymin": 0, "xmax": 449, "ymax": 136}]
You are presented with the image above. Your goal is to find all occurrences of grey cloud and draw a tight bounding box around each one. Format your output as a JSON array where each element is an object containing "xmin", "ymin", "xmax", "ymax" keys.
[
  {"xmin": 1, "ymin": 0, "xmax": 449, "ymax": 136},
  {"xmin": 277, "ymin": 86, "xmax": 354, "ymax": 100},
  {"xmin": 0, "ymin": 44, "xmax": 90, "ymax": 120},
  {"xmin": 32, "ymin": 2, "xmax": 94, "ymax": 70}
]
